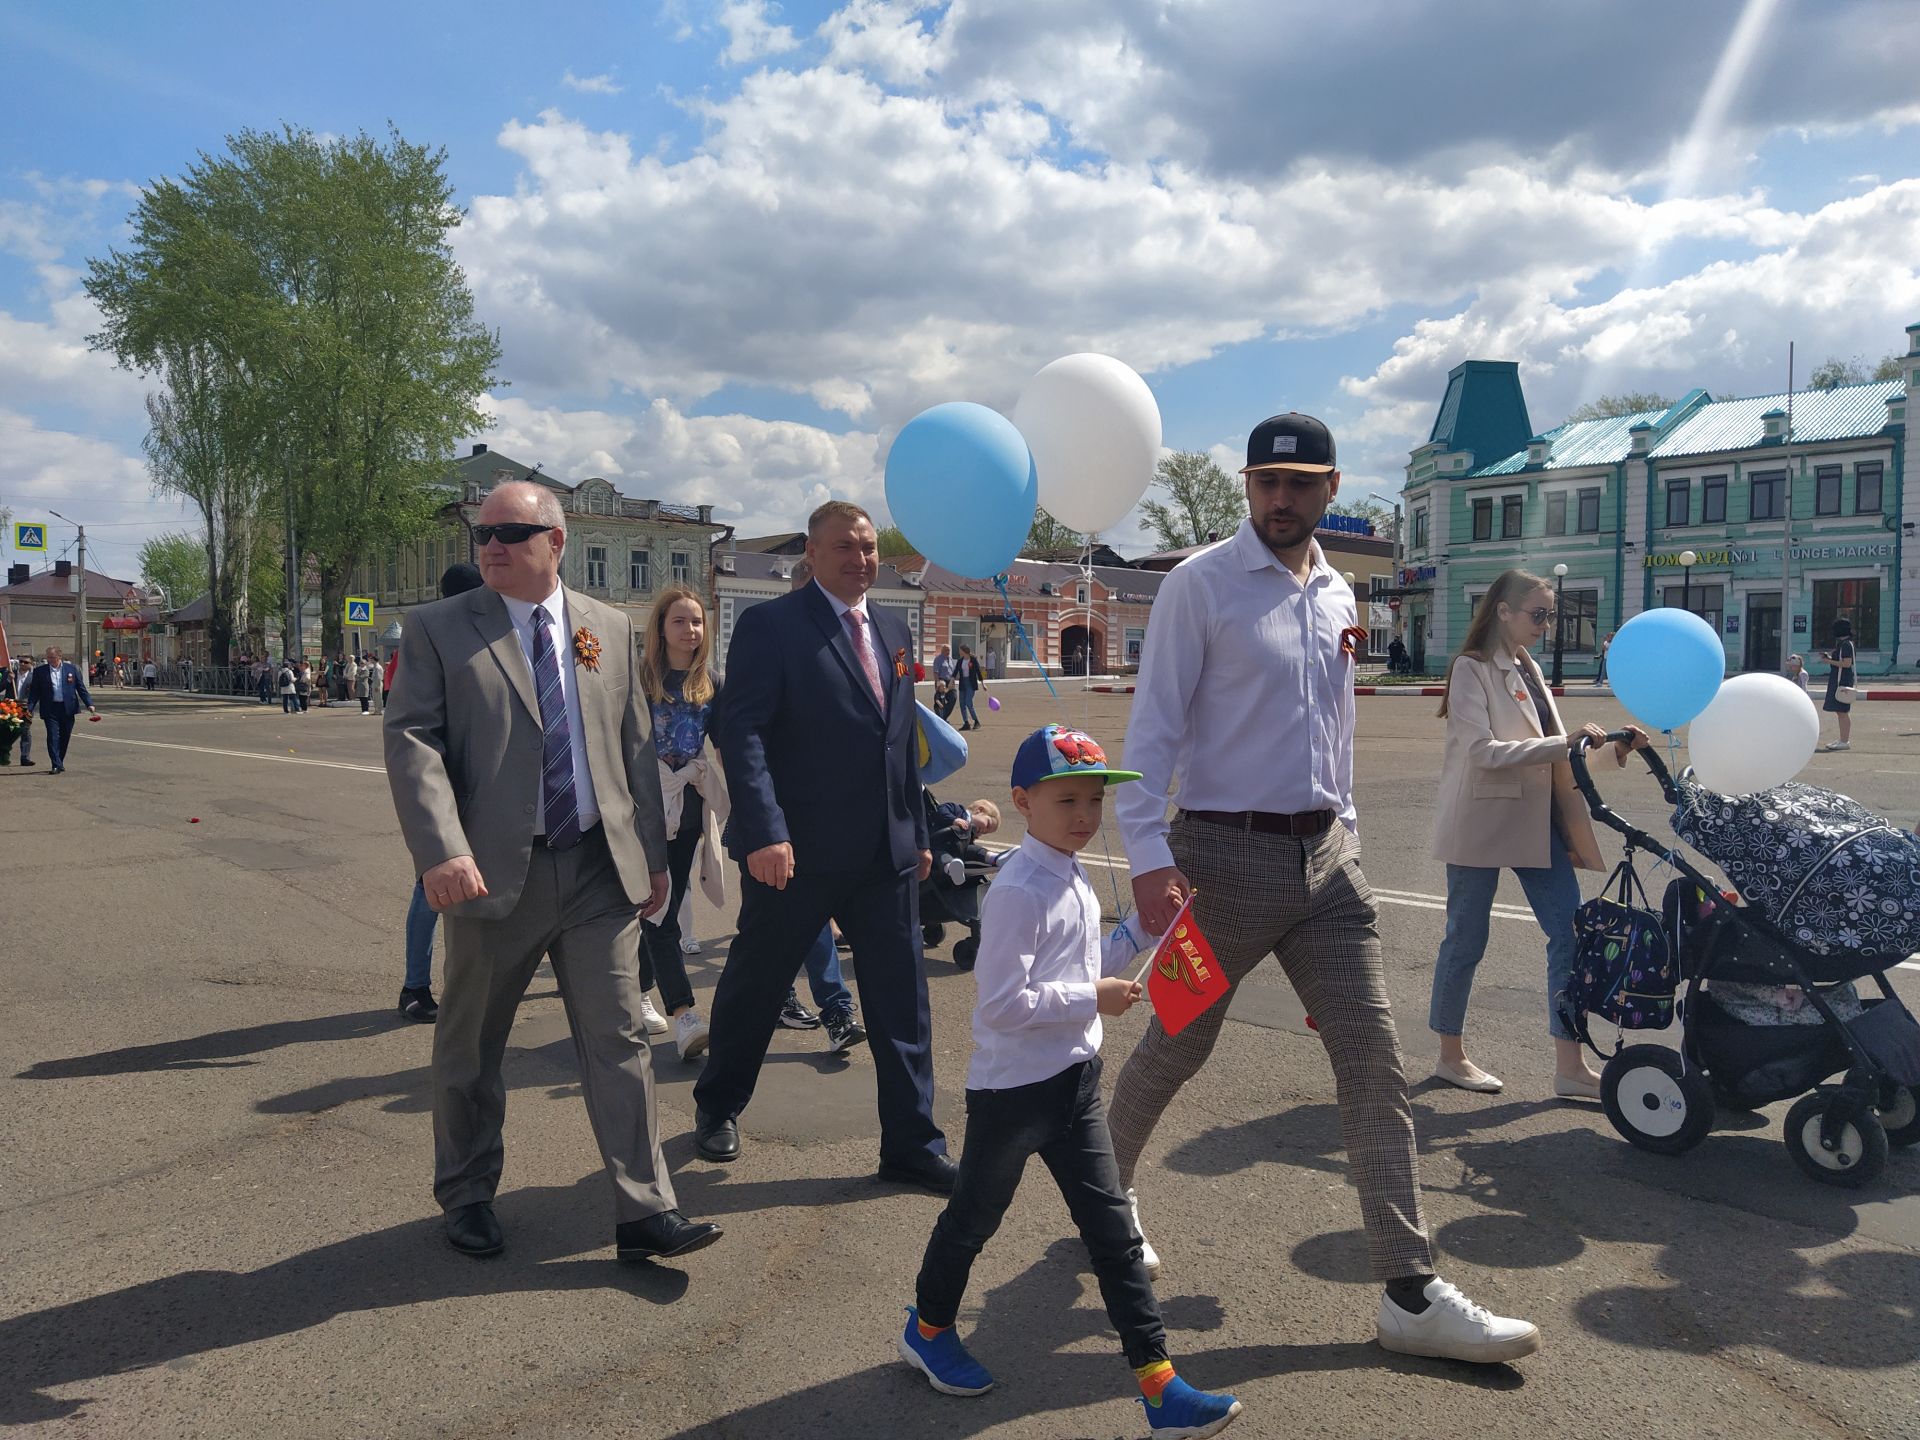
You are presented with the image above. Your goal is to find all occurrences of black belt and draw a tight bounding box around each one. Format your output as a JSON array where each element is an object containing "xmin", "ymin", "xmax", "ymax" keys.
[
  {"xmin": 1183, "ymin": 808, "xmax": 1335, "ymax": 838},
  {"xmin": 536, "ymin": 822, "xmax": 602, "ymax": 851}
]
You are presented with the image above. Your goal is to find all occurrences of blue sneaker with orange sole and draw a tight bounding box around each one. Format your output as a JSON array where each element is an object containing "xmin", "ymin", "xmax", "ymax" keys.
[
  {"xmin": 1141, "ymin": 1375, "xmax": 1243, "ymax": 1438},
  {"xmin": 897, "ymin": 1307, "xmax": 995, "ymax": 1396}
]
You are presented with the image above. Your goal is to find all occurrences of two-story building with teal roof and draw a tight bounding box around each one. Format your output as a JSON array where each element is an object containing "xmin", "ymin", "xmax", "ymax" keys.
[{"xmin": 1395, "ymin": 321, "xmax": 1919, "ymax": 680}]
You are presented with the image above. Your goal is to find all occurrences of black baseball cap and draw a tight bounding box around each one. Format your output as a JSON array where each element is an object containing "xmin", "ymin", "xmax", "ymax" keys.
[{"xmin": 1242, "ymin": 412, "xmax": 1336, "ymax": 474}]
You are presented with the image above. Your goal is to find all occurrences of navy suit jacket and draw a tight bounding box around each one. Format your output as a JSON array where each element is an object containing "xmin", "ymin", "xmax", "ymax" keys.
[
  {"xmin": 26, "ymin": 662, "xmax": 91, "ymax": 718},
  {"xmin": 717, "ymin": 581, "xmax": 928, "ymax": 874}
]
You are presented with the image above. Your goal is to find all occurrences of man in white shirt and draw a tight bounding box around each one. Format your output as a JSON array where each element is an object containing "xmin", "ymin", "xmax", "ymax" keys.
[{"xmin": 1109, "ymin": 413, "xmax": 1539, "ymax": 1365}]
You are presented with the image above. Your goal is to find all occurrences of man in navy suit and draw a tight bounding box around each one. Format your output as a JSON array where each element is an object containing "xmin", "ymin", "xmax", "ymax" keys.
[
  {"xmin": 694, "ymin": 500, "xmax": 953, "ymax": 1192},
  {"xmin": 25, "ymin": 646, "xmax": 96, "ymax": 774}
]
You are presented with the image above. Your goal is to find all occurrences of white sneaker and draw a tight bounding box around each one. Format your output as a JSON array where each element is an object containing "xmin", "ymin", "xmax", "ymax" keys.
[
  {"xmin": 675, "ymin": 1009, "xmax": 711, "ymax": 1062},
  {"xmin": 1377, "ymin": 1279, "xmax": 1540, "ymax": 1364},
  {"xmin": 680, "ymin": 937, "xmax": 702, "ymax": 955},
  {"xmin": 1126, "ymin": 1188, "xmax": 1162, "ymax": 1278},
  {"xmin": 1823, "ymin": 740, "xmax": 1851, "ymax": 752},
  {"xmin": 637, "ymin": 993, "xmax": 670, "ymax": 1037}
]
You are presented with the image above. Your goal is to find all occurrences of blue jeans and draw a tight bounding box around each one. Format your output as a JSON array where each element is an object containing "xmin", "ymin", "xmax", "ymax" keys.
[
  {"xmin": 797, "ymin": 924, "xmax": 854, "ymax": 1021},
  {"xmin": 1430, "ymin": 828, "xmax": 1580, "ymax": 1041},
  {"xmin": 404, "ymin": 878, "xmax": 438, "ymax": 992},
  {"xmin": 958, "ymin": 685, "xmax": 980, "ymax": 726}
]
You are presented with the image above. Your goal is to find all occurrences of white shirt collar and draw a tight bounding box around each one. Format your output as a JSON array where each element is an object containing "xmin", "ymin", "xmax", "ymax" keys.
[
  {"xmin": 813, "ymin": 578, "xmax": 870, "ymax": 621},
  {"xmin": 1018, "ymin": 830, "xmax": 1081, "ymax": 881},
  {"xmin": 501, "ymin": 578, "xmax": 568, "ymax": 634},
  {"xmin": 1231, "ymin": 517, "xmax": 1334, "ymax": 584}
]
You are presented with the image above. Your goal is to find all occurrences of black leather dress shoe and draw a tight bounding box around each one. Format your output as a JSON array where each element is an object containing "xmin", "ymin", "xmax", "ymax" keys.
[
  {"xmin": 694, "ymin": 1109, "xmax": 740, "ymax": 1162},
  {"xmin": 877, "ymin": 1152, "xmax": 958, "ymax": 1194},
  {"xmin": 617, "ymin": 1210, "xmax": 723, "ymax": 1262},
  {"xmin": 445, "ymin": 1201, "xmax": 504, "ymax": 1256}
]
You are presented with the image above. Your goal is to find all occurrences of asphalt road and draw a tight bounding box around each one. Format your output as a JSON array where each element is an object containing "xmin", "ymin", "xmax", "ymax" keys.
[{"xmin": 3, "ymin": 683, "xmax": 1918, "ymax": 1439}]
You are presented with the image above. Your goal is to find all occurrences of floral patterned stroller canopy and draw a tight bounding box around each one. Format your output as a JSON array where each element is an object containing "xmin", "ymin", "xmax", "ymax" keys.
[{"xmin": 1672, "ymin": 780, "xmax": 1920, "ymax": 968}]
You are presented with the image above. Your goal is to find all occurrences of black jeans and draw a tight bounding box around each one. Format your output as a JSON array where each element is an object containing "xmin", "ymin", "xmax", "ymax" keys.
[
  {"xmin": 915, "ymin": 1056, "xmax": 1166, "ymax": 1369},
  {"xmin": 639, "ymin": 792, "xmax": 703, "ymax": 1014}
]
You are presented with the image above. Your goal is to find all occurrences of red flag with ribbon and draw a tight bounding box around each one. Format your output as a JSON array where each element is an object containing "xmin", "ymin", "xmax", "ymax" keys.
[{"xmin": 1136, "ymin": 894, "xmax": 1230, "ymax": 1036}]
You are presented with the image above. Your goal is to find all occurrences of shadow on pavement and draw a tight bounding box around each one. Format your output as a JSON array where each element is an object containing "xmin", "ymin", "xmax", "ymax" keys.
[
  {"xmin": 14, "ymin": 1009, "xmax": 400, "ymax": 1079},
  {"xmin": 0, "ymin": 1174, "xmax": 693, "ymax": 1427}
]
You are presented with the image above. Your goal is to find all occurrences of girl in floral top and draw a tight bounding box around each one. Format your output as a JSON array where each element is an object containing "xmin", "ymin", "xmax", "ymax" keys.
[{"xmin": 639, "ymin": 585, "xmax": 723, "ymax": 1061}]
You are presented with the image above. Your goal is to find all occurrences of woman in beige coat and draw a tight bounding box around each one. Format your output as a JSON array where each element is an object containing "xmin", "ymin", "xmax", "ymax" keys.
[{"xmin": 1431, "ymin": 569, "xmax": 1647, "ymax": 1099}]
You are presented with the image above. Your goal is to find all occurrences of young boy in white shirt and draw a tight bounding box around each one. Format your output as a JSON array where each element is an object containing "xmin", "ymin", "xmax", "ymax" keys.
[{"xmin": 897, "ymin": 724, "xmax": 1244, "ymax": 1439}]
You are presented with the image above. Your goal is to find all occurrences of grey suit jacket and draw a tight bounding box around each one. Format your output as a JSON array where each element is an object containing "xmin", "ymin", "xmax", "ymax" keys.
[{"xmin": 383, "ymin": 584, "xmax": 670, "ymax": 920}]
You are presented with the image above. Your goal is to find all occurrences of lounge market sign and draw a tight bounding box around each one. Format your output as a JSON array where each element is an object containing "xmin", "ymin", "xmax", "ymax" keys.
[{"xmin": 1643, "ymin": 542, "xmax": 1892, "ymax": 568}]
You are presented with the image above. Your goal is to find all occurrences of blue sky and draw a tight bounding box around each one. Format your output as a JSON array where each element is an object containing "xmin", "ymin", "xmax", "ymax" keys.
[{"xmin": 2, "ymin": 0, "xmax": 1917, "ymax": 582}]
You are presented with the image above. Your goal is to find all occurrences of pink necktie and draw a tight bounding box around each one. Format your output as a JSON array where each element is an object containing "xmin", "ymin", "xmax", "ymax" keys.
[{"xmin": 843, "ymin": 609, "xmax": 887, "ymax": 711}]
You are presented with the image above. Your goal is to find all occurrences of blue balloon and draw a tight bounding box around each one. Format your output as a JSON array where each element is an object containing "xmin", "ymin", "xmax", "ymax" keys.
[
  {"xmin": 885, "ymin": 402, "xmax": 1037, "ymax": 579},
  {"xmin": 1608, "ymin": 608, "xmax": 1725, "ymax": 731}
]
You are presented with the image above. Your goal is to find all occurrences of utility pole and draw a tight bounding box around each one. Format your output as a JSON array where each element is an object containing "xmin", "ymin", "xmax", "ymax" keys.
[
  {"xmin": 74, "ymin": 524, "xmax": 86, "ymax": 668},
  {"xmin": 1781, "ymin": 342, "xmax": 1795, "ymax": 667}
]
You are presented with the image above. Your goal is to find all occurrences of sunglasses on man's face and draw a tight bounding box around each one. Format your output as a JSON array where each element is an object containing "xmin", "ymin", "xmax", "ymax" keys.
[{"xmin": 471, "ymin": 523, "xmax": 555, "ymax": 546}]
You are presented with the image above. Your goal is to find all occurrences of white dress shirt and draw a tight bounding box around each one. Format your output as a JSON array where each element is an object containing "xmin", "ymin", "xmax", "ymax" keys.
[
  {"xmin": 47, "ymin": 664, "xmax": 64, "ymax": 703},
  {"xmin": 813, "ymin": 578, "xmax": 873, "ymax": 627},
  {"xmin": 502, "ymin": 581, "xmax": 600, "ymax": 835},
  {"xmin": 969, "ymin": 832, "xmax": 1150, "ymax": 1091},
  {"xmin": 1115, "ymin": 519, "xmax": 1359, "ymax": 877}
]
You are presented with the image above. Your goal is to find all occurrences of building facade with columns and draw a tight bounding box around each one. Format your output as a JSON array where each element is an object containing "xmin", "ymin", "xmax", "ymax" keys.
[{"xmin": 1397, "ymin": 322, "xmax": 1918, "ymax": 678}]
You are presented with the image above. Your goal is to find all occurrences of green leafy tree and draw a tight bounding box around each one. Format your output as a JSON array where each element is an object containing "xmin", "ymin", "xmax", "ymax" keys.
[
  {"xmin": 87, "ymin": 126, "xmax": 501, "ymax": 660},
  {"xmin": 1809, "ymin": 354, "xmax": 1904, "ymax": 389},
  {"xmin": 137, "ymin": 530, "xmax": 210, "ymax": 610},
  {"xmin": 1873, "ymin": 353, "xmax": 1904, "ymax": 382},
  {"xmin": 1139, "ymin": 452, "xmax": 1243, "ymax": 552},
  {"xmin": 1564, "ymin": 392, "xmax": 1674, "ymax": 423},
  {"xmin": 874, "ymin": 524, "xmax": 917, "ymax": 559},
  {"xmin": 1024, "ymin": 507, "xmax": 1085, "ymax": 557}
]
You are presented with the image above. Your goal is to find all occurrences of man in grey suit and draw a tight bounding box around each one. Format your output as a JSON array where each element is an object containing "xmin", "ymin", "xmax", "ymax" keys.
[{"xmin": 384, "ymin": 480, "xmax": 721, "ymax": 1263}]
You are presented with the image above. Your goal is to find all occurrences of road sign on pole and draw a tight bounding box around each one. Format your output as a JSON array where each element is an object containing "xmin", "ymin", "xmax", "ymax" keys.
[
  {"xmin": 344, "ymin": 597, "xmax": 375, "ymax": 627},
  {"xmin": 14, "ymin": 522, "xmax": 47, "ymax": 552}
]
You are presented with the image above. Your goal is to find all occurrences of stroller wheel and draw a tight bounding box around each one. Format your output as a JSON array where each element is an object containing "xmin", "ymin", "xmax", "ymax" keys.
[
  {"xmin": 1875, "ymin": 1084, "xmax": 1920, "ymax": 1148},
  {"xmin": 922, "ymin": 923, "xmax": 947, "ymax": 949},
  {"xmin": 1601, "ymin": 1045, "xmax": 1715, "ymax": 1156},
  {"xmin": 1785, "ymin": 1092, "xmax": 1888, "ymax": 1187},
  {"xmin": 952, "ymin": 936, "xmax": 979, "ymax": 971}
]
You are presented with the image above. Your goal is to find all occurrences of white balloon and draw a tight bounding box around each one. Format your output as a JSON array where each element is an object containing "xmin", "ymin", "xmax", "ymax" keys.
[
  {"xmin": 1012, "ymin": 353, "xmax": 1163, "ymax": 535},
  {"xmin": 1685, "ymin": 672, "xmax": 1821, "ymax": 795}
]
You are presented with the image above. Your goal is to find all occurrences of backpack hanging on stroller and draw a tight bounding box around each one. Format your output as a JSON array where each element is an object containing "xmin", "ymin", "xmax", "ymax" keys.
[{"xmin": 1566, "ymin": 735, "xmax": 1920, "ymax": 1188}]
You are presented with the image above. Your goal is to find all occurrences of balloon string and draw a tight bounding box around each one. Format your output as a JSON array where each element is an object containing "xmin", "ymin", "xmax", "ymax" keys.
[{"xmin": 992, "ymin": 574, "xmax": 1060, "ymax": 704}]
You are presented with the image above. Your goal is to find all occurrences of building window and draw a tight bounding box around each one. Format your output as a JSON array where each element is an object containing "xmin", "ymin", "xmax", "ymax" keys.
[
  {"xmin": 1701, "ymin": 475, "xmax": 1727, "ymax": 524},
  {"xmin": 1813, "ymin": 578, "xmax": 1880, "ymax": 650},
  {"xmin": 950, "ymin": 618, "xmax": 979, "ymax": 659},
  {"xmin": 629, "ymin": 550, "xmax": 650, "ymax": 591},
  {"xmin": 671, "ymin": 551, "xmax": 691, "ymax": 584},
  {"xmin": 1411, "ymin": 508, "xmax": 1429, "ymax": 549},
  {"xmin": 386, "ymin": 551, "xmax": 397, "ymax": 592},
  {"xmin": 1500, "ymin": 495, "xmax": 1522, "ymax": 539},
  {"xmin": 586, "ymin": 545, "xmax": 608, "ymax": 589},
  {"xmin": 1815, "ymin": 465, "xmax": 1842, "ymax": 516},
  {"xmin": 1076, "ymin": 583, "xmax": 1090, "ymax": 605},
  {"xmin": 1545, "ymin": 493, "xmax": 1567, "ymax": 536},
  {"xmin": 1558, "ymin": 589, "xmax": 1600, "ymax": 653},
  {"xmin": 1471, "ymin": 497, "xmax": 1492, "ymax": 541},
  {"xmin": 425, "ymin": 539, "xmax": 438, "ymax": 583},
  {"xmin": 1661, "ymin": 582, "xmax": 1726, "ymax": 637},
  {"xmin": 1749, "ymin": 470, "xmax": 1785, "ymax": 521},
  {"xmin": 1577, "ymin": 488, "xmax": 1601, "ymax": 534},
  {"xmin": 1124, "ymin": 625, "xmax": 1146, "ymax": 666},
  {"xmin": 1857, "ymin": 461, "xmax": 1884, "ymax": 514},
  {"xmin": 1666, "ymin": 478, "xmax": 1690, "ymax": 527}
]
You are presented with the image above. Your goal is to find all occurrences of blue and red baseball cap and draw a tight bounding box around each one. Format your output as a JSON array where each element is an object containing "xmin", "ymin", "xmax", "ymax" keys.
[{"xmin": 1011, "ymin": 723, "xmax": 1142, "ymax": 790}]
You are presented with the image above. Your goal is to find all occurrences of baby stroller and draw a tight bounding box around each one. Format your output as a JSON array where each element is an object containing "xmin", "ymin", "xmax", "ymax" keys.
[
  {"xmin": 919, "ymin": 788, "xmax": 997, "ymax": 971},
  {"xmin": 1566, "ymin": 732, "xmax": 1920, "ymax": 1188}
]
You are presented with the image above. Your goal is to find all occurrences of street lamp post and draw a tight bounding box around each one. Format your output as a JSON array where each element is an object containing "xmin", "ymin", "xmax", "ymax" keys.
[
  {"xmin": 1680, "ymin": 549, "xmax": 1698, "ymax": 617},
  {"xmin": 1551, "ymin": 563, "xmax": 1568, "ymax": 687}
]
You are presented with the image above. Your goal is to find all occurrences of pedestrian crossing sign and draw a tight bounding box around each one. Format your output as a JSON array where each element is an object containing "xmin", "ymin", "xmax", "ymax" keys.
[
  {"xmin": 344, "ymin": 597, "xmax": 375, "ymax": 626},
  {"xmin": 14, "ymin": 522, "xmax": 47, "ymax": 552}
]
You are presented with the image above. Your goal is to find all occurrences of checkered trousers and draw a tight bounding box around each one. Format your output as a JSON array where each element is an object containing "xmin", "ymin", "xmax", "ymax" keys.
[{"xmin": 1107, "ymin": 812, "xmax": 1436, "ymax": 1281}]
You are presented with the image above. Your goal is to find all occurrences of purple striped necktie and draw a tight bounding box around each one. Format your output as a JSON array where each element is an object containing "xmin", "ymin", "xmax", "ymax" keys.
[
  {"xmin": 844, "ymin": 609, "xmax": 888, "ymax": 712},
  {"xmin": 529, "ymin": 605, "xmax": 581, "ymax": 850}
]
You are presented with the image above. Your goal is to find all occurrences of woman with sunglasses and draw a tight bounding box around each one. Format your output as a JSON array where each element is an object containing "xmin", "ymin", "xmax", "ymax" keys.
[{"xmin": 1429, "ymin": 568, "xmax": 1648, "ymax": 1099}]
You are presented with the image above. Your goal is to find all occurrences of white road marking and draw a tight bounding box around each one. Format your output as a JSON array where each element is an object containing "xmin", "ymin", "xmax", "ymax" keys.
[{"xmin": 88, "ymin": 734, "xmax": 388, "ymax": 775}]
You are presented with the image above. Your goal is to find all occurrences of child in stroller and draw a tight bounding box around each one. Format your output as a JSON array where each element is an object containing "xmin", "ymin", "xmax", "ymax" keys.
[{"xmin": 921, "ymin": 791, "xmax": 1003, "ymax": 970}]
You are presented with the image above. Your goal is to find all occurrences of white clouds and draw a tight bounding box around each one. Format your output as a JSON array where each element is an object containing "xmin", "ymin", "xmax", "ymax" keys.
[
  {"xmin": 562, "ymin": 69, "xmax": 625, "ymax": 95},
  {"xmin": 0, "ymin": 410, "xmax": 196, "ymax": 581},
  {"xmin": 717, "ymin": 0, "xmax": 800, "ymax": 65}
]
